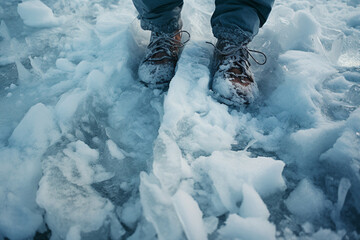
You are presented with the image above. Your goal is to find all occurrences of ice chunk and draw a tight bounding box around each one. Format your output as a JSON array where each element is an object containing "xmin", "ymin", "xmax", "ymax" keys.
[
  {"xmin": 323, "ymin": 75, "xmax": 352, "ymax": 93},
  {"xmin": 289, "ymin": 121, "xmax": 344, "ymax": 168},
  {"xmin": 302, "ymin": 222, "xmax": 314, "ymax": 234},
  {"xmin": 331, "ymin": 178, "xmax": 352, "ymax": 227},
  {"xmin": 328, "ymin": 35, "xmax": 344, "ymax": 64},
  {"xmin": 0, "ymin": 21, "xmax": 10, "ymax": 41},
  {"xmin": 74, "ymin": 61, "xmax": 93, "ymax": 80},
  {"xmin": 268, "ymin": 8, "xmax": 320, "ymax": 51},
  {"xmin": 346, "ymin": 13, "xmax": 360, "ymax": 28},
  {"xmin": 320, "ymin": 109, "xmax": 360, "ymax": 212},
  {"xmin": 17, "ymin": 0, "xmax": 64, "ymax": 28},
  {"xmin": 337, "ymin": 34, "xmax": 360, "ymax": 68},
  {"xmin": 127, "ymin": 218, "xmax": 157, "ymax": 240},
  {"xmin": 193, "ymin": 150, "xmax": 286, "ymax": 212},
  {"xmin": 239, "ymin": 183, "xmax": 270, "ymax": 219},
  {"xmin": 153, "ymin": 131, "xmax": 183, "ymax": 194},
  {"xmin": 66, "ymin": 226, "xmax": 81, "ymax": 240},
  {"xmin": 29, "ymin": 56, "xmax": 44, "ymax": 77},
  {"xmin": 139, "ymin": 173, "xmax": 183, "ymax": 240},
  {"xmin": 218, "ymin": 214, "xmax": 276, "ymax": 240},
  {"xmin": 55, "ymin": 90, "xmax": 86, "ymax": 125},
  {"xmin": 289, "ymin": 2, "xmax": 311, "ymax": 11},
  {"xmin": 119, "ymin": 200, "xmax": 142, "ymax": 229},
  {"xmin": 172, "ymin": 190, "xmax": 207, "ymax": 240},
  {"xmin": 37, "ymin": 158, "xmax": 120, "ymax": 239},
  {"xmin": 285, "ymin": 179, "xmax": 327, "ymax": 221},
  {"xmin": 336, "ymin": 178, "xmax": 351, "ymax": 214},
  {"xmin": 110, "ymin": 214, "xmax": 126, "ymax": 240},
  {"xmin": 311, "ymin": 228, "xmax": 345, "ymax": 240},
  {"xmin": 106, "ymin": 140, "xmax": 126, "ymax": 160},
  {"xmin": 345, "ymin": 85, "xmax": 360, "ymax": 105},
  {"xmin": 269, "ymin": 51, "xmax": 337, "ymax": 126},
  {"xmin": 61, "ymin": 141, "xmax": 113, "ymax": 186},
  {"xmin": 56, "ymin": 58, "xmax": 76, "ymax": 72},
  {"xmin": 94, "ymin": 11, "xmax": 133, "ymax": 47},
  {"xmin": 96, "ymin": 13, "xmax": 123, "ymax": 35},
  {"xmin": 86, "ymin": 69, "xmax": 107, "ymax": 92},
  {"xmin": 203, "ymin": 217, "xmax": 218, "ymax": 235},
  {"xmin": 343, "ymin": 71, "xmax": 360, "ymax": 83},
  {"xmin": 15, "ymin": 60, "xmax": 31, "ymax": 82},
  {"xmin": 0, "ymin": 149, "xmax": 43, "ymax": 240},
  {"xmin": 9, "ymin": 103, "xmax": 60, "ymax": 150}
]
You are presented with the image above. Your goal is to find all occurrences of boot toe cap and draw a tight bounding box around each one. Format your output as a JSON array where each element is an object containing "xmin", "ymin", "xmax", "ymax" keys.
[
  {"xmin": 138, "ymin": 62, "xmax": 175, "ymax": 86},
  {"xmin": 211, "ymin": 73, "xmax": 259, "ymax": 106}
]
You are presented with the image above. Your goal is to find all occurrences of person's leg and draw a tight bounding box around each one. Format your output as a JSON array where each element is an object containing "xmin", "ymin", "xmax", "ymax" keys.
[
  {"xmin": 210, "ymin": 0, "xmax": 274, "ymax": 106},
  {"xmin": 133, "ymin": 0, "xmax": 189, "ymax": 87},
  {"xmin": 133, "ymin": 0, "xmax": 184, "ymax": 33},
  {"xmin": 211, "ymin": 0, "xmax": 274, "ymax": 44}
]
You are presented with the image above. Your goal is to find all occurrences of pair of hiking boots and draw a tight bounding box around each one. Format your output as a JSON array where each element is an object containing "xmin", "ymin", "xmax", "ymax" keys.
[{"xmin": 138, "ymin": 30, "xmax": 266, "ymax": 106}]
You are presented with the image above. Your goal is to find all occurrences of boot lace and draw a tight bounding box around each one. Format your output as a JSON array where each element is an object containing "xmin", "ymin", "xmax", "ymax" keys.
[
  {"xmin": 144, "ymin": 30, "xmax": 191, "ymax": 62},
  {"xmin": 207, "ymin": 40, "xmax": 267, "ymax": 80}
]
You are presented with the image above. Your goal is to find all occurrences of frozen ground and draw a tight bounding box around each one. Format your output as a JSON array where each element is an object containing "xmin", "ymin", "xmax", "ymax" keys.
[{"xmin": 0, "ymin": 0, "xmax": 359, "ymax": 239}]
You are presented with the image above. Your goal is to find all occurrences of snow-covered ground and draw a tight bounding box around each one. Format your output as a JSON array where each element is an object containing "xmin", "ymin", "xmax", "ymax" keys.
[{"xmin": 1, "ymin": 0, "xmax": 359, "ymax": 239}]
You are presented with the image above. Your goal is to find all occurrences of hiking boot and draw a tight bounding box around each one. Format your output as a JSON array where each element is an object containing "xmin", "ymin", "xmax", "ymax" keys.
[
  {"xmin": 210, "ymin": 39, "xmax": 266, "ymax": 106},
  {"xmin": 138, "ymin": 30, "xmax": 190, "ymax": 88}
]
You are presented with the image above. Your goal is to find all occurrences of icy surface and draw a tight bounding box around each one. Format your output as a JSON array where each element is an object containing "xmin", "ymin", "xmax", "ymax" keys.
[{"xmin": 1, "ymin": 0, "xmax": 360, "ymax": 239}]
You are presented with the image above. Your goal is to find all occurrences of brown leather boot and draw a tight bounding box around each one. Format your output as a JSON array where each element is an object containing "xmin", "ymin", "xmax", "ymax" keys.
[
  {"xmin": 138, "ymin": 30, "xmax": 190, "ymax": 88},
  {"xmin": 210, "ymin": 39, "xmax": 266, "ymax": 106}
]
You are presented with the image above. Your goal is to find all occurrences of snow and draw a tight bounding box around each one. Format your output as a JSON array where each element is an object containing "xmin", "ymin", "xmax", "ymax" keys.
[{"xmin": 1, "ymin": 0, "xmax": 360, "ymax": 239}]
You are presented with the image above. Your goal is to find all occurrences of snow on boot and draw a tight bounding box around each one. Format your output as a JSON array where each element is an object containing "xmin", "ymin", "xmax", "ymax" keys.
[
  {"xmin": 138, "ymin": 30, "xmax": 190, "ymax": 88},
  {"xmin": 210, "ymin": 39, "xmax": 266, "ymax": 106}
]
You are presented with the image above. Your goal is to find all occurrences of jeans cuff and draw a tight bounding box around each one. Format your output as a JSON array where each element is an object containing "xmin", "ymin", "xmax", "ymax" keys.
[
  {"xmin": 212, "ymin": 25, "xmax": 253, "ymax": 45},
  {"xmin": 139, "ymin": 16, "xmax": 183, "ymax": 34}
]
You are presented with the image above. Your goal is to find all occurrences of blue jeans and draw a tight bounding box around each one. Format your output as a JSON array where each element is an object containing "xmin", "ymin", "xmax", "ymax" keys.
[{"xmin": 132, "ymin": 0, "xmax": 274, "ymax": 44}]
